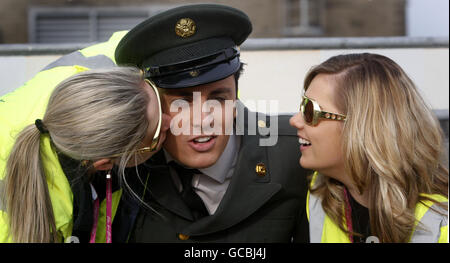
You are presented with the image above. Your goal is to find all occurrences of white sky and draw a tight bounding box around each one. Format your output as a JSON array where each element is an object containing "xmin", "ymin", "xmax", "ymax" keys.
[{"xmin": 406, "ymin": 0, "xmax": 449, "ymax": 37}]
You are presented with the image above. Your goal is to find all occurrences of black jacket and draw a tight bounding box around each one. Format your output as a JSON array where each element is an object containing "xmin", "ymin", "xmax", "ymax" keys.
[{"xmin": 113, "ymin": 109, "xmax": 310, "ymax": 243}]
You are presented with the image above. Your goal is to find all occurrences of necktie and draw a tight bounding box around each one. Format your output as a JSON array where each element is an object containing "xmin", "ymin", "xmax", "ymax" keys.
[{"xmin": 169, "ymin": 161, "xmax": 209, "ymax": 219}]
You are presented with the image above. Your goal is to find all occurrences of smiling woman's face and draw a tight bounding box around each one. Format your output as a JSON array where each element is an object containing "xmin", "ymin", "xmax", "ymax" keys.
[{"xmin": 289, "ymin": 73, "xmax": 346, "ymax": 176}]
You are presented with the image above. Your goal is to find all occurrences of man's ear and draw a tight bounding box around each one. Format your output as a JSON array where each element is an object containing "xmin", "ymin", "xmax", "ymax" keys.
[{"xmin": 92, "ymin": 159, "xmax": 113, "ymax": 171}]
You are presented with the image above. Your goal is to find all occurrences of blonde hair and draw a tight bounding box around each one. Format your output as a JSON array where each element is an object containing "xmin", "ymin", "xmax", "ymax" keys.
[
  {"xmin": 4, "ymin": 66, "xmax": 151, "ymax": 242},
  {"xmin": 305, "ymin": 53, "xmax": 448, "ymax": 243}
]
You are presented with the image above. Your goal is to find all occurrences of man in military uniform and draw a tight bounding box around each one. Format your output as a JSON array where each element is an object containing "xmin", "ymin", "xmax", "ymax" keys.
[{"xmin": 113, "ymin": 4, "xmax": 310, "ymax": 242}]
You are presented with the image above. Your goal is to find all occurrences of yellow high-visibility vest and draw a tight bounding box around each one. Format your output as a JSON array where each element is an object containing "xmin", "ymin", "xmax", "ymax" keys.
[
  {"xmin": 307, "ymin": 172, "xmax": 448, "ymax": 243},
  {"xmin": 0, "ymin": 31, "xmax": 127, "ymax": 243}
]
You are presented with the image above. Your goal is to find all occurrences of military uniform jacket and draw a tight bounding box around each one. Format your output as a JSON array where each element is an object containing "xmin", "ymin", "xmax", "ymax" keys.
[{"xmin": 114, "ymin": 106, "xmax": 310, "ymax": 243}]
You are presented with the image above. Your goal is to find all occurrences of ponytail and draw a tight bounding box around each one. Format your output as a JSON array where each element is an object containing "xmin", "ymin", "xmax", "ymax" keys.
[
  {"xmin": 4, "ymin": 66, "xmax": 151, "ymax": 242},
  {"xmin": 5, "ymin": 124, "xmax": 58, "ymax": 242}
]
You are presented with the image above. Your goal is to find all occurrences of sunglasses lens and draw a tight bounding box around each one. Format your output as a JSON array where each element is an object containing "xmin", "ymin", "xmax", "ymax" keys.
[{"xmin": 303, "ymin": 99, "xmax": 314, "ymax": 124}]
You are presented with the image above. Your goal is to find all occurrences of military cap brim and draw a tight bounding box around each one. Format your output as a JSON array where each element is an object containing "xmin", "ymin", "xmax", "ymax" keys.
[{"xmin": 115, "ymin": 4, "xmax": 252, "ymax": 89}]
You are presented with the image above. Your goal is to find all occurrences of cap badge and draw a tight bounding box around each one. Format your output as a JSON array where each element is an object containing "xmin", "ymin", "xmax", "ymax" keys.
[
  {"xmin": 175, "ymin": 18, "xmax": 196, "ymax": 38},
  {"xmin": 189, "ymin": 70, "xmax": 200, "ymax": 77}
]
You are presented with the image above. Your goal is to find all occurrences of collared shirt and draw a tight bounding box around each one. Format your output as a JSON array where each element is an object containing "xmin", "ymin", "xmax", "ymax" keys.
[{"xmin": 164, "ymin": 134, "xmax": 241, "ymax": 215}]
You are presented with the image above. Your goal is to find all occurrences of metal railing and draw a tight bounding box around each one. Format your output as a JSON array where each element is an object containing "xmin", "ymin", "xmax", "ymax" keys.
[{"xmin": 0, "ymin": 36, "xmax": 448, "ymax": 56}]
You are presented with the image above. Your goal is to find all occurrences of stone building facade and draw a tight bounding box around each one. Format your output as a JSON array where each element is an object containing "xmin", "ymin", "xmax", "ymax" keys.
[{"xmin": 0, "ymin": 0, "xmax": 406, "ymax": 43}]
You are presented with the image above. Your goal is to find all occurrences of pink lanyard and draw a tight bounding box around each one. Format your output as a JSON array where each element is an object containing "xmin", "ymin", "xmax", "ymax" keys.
[
  {"xmin": 89, "ymin": 172, "xmax": 113, "ymax": 243},
  {"xmin": 343, "ymin": 187, "xmax": 354, "ymax": 243}
]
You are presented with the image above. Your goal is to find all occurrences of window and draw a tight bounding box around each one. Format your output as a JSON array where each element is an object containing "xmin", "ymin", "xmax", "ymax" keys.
[
  {"xmin": 284, "ymin": 0, "xmax": 324, "ymax": 36},
  {"xmin": 28, "ymin": 6, "xmax": 172, "ymax": 43}
]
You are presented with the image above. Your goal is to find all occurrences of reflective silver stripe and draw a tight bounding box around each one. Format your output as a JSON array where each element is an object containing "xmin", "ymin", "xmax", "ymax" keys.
[
  {"xmin": 0, "ymin": 180, "xmax": 5, "ymax": 212},
  {"xmin": 410, "ymin": 202, "xmax": 448, "ymax": 243},
  {"xmin": 308, "ymin": 191, "xmax": 326, "ymax": 243},
  {"xmin": 42, "ymin": 51, "xmax": 116, "ymax": 71}
]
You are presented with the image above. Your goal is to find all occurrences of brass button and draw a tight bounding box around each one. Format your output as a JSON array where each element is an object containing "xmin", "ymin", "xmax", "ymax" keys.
[
  {"xmin": 255, "ymin": 163, "xmax": 266, "ymax": 177},
  {"xmin": 258, "ymin": 120, "xmax": 266, "ymax": 128},
  {"xmin": 178, "ymin": 233, "xmax": 190, "ymax": 240}
]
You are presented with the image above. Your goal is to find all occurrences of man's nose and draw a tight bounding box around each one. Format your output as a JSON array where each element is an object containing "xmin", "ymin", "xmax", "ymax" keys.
[{"xmin": 191, "ymin": 96, "xmax": 215, "ymax": 126}]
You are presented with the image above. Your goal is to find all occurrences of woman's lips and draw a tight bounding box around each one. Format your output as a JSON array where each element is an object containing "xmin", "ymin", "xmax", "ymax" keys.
[
  {"xmin": 300, "ymin": 144, "xmax": 311, "ymax": 151},
  {"xmin": 298, "ymin": 136, "xmax": 311, "ymax": 152}
]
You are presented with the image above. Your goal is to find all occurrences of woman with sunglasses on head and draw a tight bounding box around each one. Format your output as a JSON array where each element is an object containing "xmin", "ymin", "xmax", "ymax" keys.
[
  {"xmin": 0, "ymin": 67, "xmax": 170, "ymax": 243},
  {"xmin": 290, "ymin": 53, "xmax": 448, "ymax": 243}
]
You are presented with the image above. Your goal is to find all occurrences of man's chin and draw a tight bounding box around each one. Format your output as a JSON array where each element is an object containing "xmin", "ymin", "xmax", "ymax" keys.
[{"xmin": 178, "ymin": 154, "xmax": 220, "ymax": 169}]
